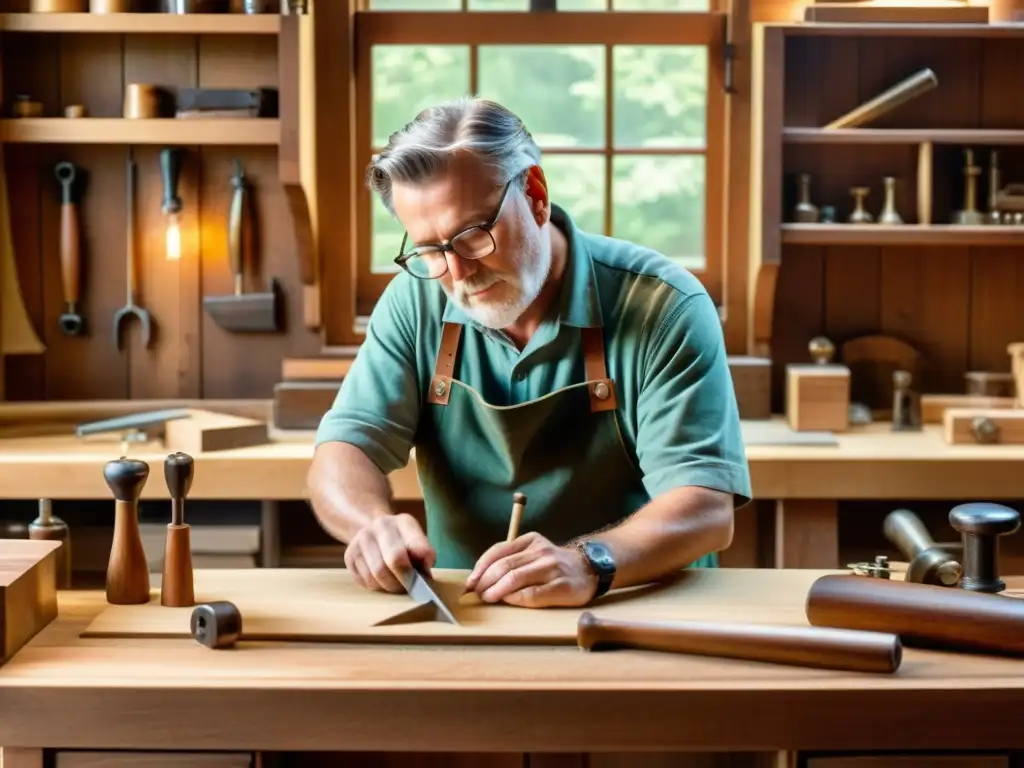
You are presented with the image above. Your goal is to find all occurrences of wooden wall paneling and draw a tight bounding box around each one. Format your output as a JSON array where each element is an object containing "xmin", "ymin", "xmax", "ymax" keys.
[
  {"xmin": 969, "ymin": 40, "xmax": 1024, "ymax": 375},
  {"xmin": 197, "ymin": 33, "xmax": 321, "ymax": 398}
]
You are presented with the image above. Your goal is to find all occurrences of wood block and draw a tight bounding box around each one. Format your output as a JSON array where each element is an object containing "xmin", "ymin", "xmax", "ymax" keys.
[
  {"xmin": 920, "ymin": 394, "xmax": 1015, "ymax": 424},
  {"xmin": 805, "ymin": 2, "xmax": 989, "ymax": 21},
  {"xmin": 1, "ymin": 539, "xmax": 60, "ymax": 665},
  {"xmin": 274, "ymin": 381, "xmax": 339, "ymax": 429},
  {"xmin": 163, "ymin": 408, "xmax": 269, "ymax": 454},
  {"xmin": 728, "ymin": 355, "xmax": 771, "ymax": 419},
  {"xmin": 964, "ymin": 371, "xmax": 1014, "ymax": 398},
  {"xmin": 54, "ymin": 751, "xmax": 255, "ymax": 768},
  {"xmin": 786, "ymin": 364, "xmax": 850, "ymax": 432},
  {"xmin": 1009, "ymin": 342, "xmax": 1024, "ymax": 407},
  {"xmin": 943, "ymin": 408, "xmax": 1024, "ymax": 445},
  {"xmin": 282, "ymin": 357, "xmax": 353, "ymax": 381}
]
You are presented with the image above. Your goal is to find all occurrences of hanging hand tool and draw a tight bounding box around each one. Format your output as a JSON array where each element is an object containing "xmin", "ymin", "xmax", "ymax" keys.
[
  {"xmin": 113, "ymin": 156, "xmax": 152, "ymax": 350},
  {"xmin": 202, "ymin": 158, "xmax": 283, "ymax": 333},
  {"xmin": 55, "ymin": 161, "xmax": 85, "ymax": 336}
]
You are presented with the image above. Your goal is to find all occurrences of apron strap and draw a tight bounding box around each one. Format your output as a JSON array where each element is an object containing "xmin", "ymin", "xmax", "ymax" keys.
[
  {"xmin": 427, "ymin": 322, "xmax": 463, "ymax": 406},
  {"xmin": 581, "ymin": 326, "xmax": 617, "ymax": 413}
]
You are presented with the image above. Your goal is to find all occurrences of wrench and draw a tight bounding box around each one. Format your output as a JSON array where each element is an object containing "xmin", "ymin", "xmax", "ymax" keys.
[{"xmin": 113, "ymin": 156, "xmax": 152, "ymax": 350}]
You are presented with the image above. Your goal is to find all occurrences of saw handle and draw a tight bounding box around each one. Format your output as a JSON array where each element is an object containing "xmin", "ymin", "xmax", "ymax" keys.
[
  {"xmin": 55, "ymin": 161, "xmax": 80, "ymax": 307},
  {"xmin": 576, "ymin": 612, "xmax": 902, "ymax": 674}
]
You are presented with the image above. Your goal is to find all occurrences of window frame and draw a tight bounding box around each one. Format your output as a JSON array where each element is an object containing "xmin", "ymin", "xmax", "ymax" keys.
[{"xmin": 337, "ymin": 3, "xmax": 727, "ymax": 342}]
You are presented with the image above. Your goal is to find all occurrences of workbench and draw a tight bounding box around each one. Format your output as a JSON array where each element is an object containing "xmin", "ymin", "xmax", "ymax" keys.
[
  {"xmin": 2, "ymin": 568, "xmax": 1024, "ymax": 768},
  {"xmin": 1, "ymin": 419, "xmax": 1022, "ymax": 572}
]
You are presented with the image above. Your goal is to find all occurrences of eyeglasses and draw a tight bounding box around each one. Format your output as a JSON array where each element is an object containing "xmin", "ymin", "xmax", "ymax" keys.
[{"xmin": 394, "ymin": 179, "xmax": 513, "ymax": 280}]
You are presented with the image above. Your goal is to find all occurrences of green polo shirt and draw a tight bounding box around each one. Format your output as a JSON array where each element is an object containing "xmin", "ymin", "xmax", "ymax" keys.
[{"xmin": 315, "ymin": 205, "xmax": 752, "ymax": 510}]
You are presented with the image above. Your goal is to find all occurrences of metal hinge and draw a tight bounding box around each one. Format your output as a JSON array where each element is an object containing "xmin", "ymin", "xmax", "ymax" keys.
[{"xmin": 722, "ymin": 15, "xmax": 736, "ymax": 94}]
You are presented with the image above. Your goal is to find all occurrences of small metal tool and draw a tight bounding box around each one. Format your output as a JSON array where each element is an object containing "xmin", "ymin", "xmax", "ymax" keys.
[
  {"xmin": 375, "ymin": 566, "xmax": 460, "ymax": 626},
  {"xmin": 883, "ymin": 508, "xmax": 961, "ymax": 587},
  {"xmin": 949, "ymin": 502, "xmax": 1021, "ymax": 593},
  {"xmin": 847, "ymin": 555, "xmax": 893, "ymax": 579},
  {"xmin": 113, "ymin": 156, "xmax": 153, "ymax": 350}
]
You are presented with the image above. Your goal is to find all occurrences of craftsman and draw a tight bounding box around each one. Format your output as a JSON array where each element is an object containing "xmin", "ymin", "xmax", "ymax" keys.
[{"xmin": 308, "ymin": 96, "xmax": 751, "ymax": 609}]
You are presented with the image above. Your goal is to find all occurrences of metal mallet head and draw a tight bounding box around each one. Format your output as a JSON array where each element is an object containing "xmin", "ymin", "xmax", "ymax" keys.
[{"xmin": 190, "ymin": 601, "xmax": 243, "ymax": 649}]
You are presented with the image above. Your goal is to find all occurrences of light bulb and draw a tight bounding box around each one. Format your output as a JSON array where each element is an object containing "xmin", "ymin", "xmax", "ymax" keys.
[{"xmin": 165, "ymin": 213, "xmax": 181, "ymax": 261}]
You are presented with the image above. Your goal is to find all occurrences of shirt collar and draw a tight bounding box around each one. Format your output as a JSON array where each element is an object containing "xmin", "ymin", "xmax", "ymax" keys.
[{"xmin": 440, "ymin": 202, "xmax": 603, "ymax": 328}]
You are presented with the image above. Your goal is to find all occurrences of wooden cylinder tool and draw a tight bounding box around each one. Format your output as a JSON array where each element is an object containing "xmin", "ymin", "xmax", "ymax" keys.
[
  {"xmin": 161, "ymin": 452, "xmax": 195, "ymax": 607},
  {"xmin": 806, "ymin": 573, "xmax": 1024, "ymax": 656},
  {"xmin": 103, "ymin": 457, "xmax": 151, "ymax": 605},
  {"xmin": 507, "ymin": 492, "xmax": 526, "ymax": 541},
  {"xmin": 55, "ymin": 161, "xmax": 84, "ymax": 336},
  {"xmin": 577, "ymin": 612, "xmax": 901, "ymax": 673},
  {"xmin": 824, "ymin": 68, "xmax": 937, "ymax": 130},
  {"xmin": 28, "ymin": 499, "xmax": 71, "ymax": 589}
]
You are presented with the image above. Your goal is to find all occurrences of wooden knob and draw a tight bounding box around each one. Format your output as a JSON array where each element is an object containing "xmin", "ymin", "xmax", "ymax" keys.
[
  {"xmin": 191, "ymin": 601, "xmax": 242, "ymax": 649},
  {"xmin": 164, "ymin": 452, "xmax": 194, "ymax": 501},
  {"xmin": 103, "ymin": 457, "xmax": 150, "ymax": 502}
]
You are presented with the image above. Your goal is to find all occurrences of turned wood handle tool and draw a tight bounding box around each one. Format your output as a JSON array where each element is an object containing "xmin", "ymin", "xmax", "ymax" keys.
[
  {"xmin": 161, "ymin": 451, "xmax": 195, "ymax": 607},
  {"xmin": 577, "ymin": 613, "xmax": 902, "ymax": 674},
  {"xmin": 113, "ymin": 156, "xmax": 152, "ymax": 350},
  {"xmin": 103, "ymin": 456, "xmax": 151, "ymax": 605},
  {"xmin": 55, "ymin": 161, "xmax": 85, "ymax": 336}
]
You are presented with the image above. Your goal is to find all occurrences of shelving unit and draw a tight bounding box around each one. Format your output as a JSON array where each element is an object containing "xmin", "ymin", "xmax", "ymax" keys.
[
  {"xmin": 783, "ymin": 128, "xmax": 1024, "ymax": 145},
  {"xmin": 0, "ymin": 11, "xmax": 279, "ymax": 34},
  {"xmin": 780, "ymin": 223, "xmax": 1024, "ymax": 246},
  {"xmin": 0, "ymin": 117, "xmax": 280, "ymax": 145}
]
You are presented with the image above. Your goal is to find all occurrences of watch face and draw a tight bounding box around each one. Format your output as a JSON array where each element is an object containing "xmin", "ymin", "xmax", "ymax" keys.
[{"xmin": 585, "ymin": 541, "xmax": 615, "ymax": 573}]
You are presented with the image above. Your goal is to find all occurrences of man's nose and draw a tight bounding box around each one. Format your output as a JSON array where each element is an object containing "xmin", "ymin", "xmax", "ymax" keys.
[{"xmin": 447, "ymin": 251, "xmax": 476, "ymax": 282}]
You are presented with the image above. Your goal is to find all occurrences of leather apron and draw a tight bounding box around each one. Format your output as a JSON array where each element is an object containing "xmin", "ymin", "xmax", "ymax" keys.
[{"xmin": 413, "ymin": 320, "xmax": 718, "ymax": 571}]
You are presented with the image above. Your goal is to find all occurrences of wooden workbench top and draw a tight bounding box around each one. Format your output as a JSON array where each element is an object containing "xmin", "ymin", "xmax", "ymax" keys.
[
  {"xmin": 2, "ymin": 568, "xmax": 1024, "ymax": 753},
  {"xmin": 0, "ymin": 419, "xmax": 1021, "ymax": 500}
]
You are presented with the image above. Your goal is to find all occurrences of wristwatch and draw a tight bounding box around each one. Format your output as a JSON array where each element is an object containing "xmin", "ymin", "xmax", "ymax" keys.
[{"xmin": 577, "ymin": 540, "xmax": 616, "ymax": 600}]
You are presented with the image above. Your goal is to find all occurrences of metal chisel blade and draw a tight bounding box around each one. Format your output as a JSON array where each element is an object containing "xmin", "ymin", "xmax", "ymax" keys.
[{"xmin": 401, "ymin": 567, "xmax": 460, "ymax": 625}]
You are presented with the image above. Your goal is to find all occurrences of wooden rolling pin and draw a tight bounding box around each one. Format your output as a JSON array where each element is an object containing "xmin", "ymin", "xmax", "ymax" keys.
[
  {"xmin": 806, "ymin": 573, "xmax": 1024, "ymax": 655},
  {"xmin": 576, "ymin": 612, "xmax": 902, "ymax": 673}
]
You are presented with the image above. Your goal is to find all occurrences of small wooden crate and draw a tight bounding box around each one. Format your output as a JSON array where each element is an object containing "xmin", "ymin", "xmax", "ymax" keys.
[
  {"xmin": 786, "ymin": 364, "xmax": 850, "ymax": 431},
  {"xmin": 1, "ymin": 539, "xmax": 61, "ymax": 665}
]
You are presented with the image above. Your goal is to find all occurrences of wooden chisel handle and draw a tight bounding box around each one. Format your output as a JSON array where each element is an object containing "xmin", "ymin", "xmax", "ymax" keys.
[
  {"xmin": 576, "ymin": 612, "xmax": 902, "ymax": 673},
  {"xmin": 56, "ymin": 162, "xmax": 80, "ymax": 307}
]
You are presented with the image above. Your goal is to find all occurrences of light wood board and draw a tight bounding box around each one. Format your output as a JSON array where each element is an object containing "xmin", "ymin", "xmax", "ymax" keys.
[
  {"xmin": 1, "ymin": 539, "xmax": 60, "ymax": 663},
  {"xmin": 81, "ymin": 567, "xmax": 829, "ymax": 645}
]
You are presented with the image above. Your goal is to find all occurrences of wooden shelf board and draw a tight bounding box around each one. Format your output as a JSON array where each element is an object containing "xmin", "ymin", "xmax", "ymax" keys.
[
  {"xmin": 781, "ymin": 224, "xmax": 1024, "ymax": 246},
  {"xmin": 783, "ymin": 128, "xmax": 1024, "ymax": 145},
  {"xmin": 764, "ymin": 21, "xmax": 1024, "ymax": 37},
  {"xmin": 0, "ymin": 12, "xmax": 279, "ymax": 34},
  {"xmin": 0, "ymin": 118, "xmax": 279, "ymax": 145}
]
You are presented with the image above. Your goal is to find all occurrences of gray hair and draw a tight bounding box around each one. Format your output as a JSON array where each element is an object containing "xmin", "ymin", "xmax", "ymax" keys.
[{"xmin": 366, "ymin": 96, "xmax": 542, "ymax": 215}]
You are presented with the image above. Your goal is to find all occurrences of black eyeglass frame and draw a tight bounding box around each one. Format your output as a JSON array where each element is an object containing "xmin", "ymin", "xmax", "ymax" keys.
[{"xmin": 393, "ymin": 178, "xmax": 515, "ymax": 280}]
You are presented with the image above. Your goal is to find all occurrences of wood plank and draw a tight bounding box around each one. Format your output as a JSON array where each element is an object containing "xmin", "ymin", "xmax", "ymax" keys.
[
  {"xmin": 0, "ymin": 12, "xmax": 278, "ymax": 33},
  {"xmin": 0, "ymin": 118, "xmax": 279, "ymax": 145},
  {"xmin": 80, "ymin": 567, "xmax": 826, "ymax": 644},
  {"xmin": 0, "ymin": 748, "xmax": 44, "ymax": 768},
  {"xmin": 782, "ymin": 225, "xmax": 1024, "ymax": 246},
  {"xmin": 54, "ymin": 753, "xmax": 254, "ymax": 768},
  {"xmin": 783, "ymin": 128, "xmax": 1024, "ymax": 144},
  {"xmin": 774, "ymin": 500, "xmax": 838, "ymax": 568},
  {"xmin": 0, "ymin": 540, "xmax": 60, "ymax": 665}
]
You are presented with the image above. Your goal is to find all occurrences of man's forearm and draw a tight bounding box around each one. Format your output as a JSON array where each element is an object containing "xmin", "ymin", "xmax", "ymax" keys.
[
  {"xmin": 307, "ymin": 441, "xmax": 397, "ymax": 544},
  {"xmin": 579, "ymin": 485, "xmax": 734, "ymax": 589}
]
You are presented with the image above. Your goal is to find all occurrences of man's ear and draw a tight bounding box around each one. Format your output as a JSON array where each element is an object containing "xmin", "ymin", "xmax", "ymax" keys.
[{"xmin": 524, "ymin": 165, "xmax": 550, "ymax": 225}]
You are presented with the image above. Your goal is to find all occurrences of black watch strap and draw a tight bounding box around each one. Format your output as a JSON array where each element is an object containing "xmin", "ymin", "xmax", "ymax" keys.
[{"xmin": 578, "ymin": 540, "xmax": 615, "ymax": 600}]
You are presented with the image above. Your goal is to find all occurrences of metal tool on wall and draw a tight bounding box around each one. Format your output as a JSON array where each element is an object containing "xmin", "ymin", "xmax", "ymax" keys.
[
  {"xmin": 160, "ymin": 147, "xmax": 183, "ymax": 261},
  {"xmin": 55, "ymin": 161, "xmax": 86, "ymax": 336},
  {"xmin": 113, "ymin": 156, "xmax": 153, "ymax": 350},
  {"xmin": 203, "ymin": 159, "xmax": 283, "ymax": 333}
]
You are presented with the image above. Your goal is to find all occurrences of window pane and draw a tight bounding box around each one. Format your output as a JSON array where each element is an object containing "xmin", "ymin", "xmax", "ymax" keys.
[
  {"xmin": 614, "ymin": 0, "xmax": 710, "ymax": 9},
  {"xmin": 468, "ymin": 0, "xmax": 528, "ymax": 8},
  {"xmin": 369, "ymin": 0, "xmax": 460, "ymax": 8},
  {"xmin": 612, "ymin": 155, "xmax": 703, "ymax": 270},
  {"xmin": 371, "ymin": 197, "xmax": 404, "ymax": 274},
  {"xmin": 477, "ymin": 45, "xmax": 605, "ymax": 148},
  {"xmin": 372, "ymin": 45, "xmax": 470, "ymax": 147},
  {"xmin": 542, "ymin": 154, "xmax": 605, "ymax": 235},
  {"xmin": 614, "ymin": 46, "xmax": 705, "ymax": 149}
]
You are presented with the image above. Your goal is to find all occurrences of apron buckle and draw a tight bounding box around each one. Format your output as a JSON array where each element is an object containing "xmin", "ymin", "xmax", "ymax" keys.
[{"xmin": 593, "ymin": 382, "xmax": 610, "ymax": 400}]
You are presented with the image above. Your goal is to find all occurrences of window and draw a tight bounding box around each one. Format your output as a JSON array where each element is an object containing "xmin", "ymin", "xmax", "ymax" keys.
[{"xmin": 350, "ymin": 0, "xmax": 726, "ymax": 322}]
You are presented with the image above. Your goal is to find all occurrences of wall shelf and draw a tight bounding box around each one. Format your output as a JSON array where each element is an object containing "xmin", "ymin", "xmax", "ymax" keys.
[
  {"xmin": 783, "ymin": 128, "xmax": 1024, "ymax": 145},
  {"xmin": 0, "ymin": 117, "xmax": 279, "ymax": 145},
  {"xmin": 781, "ymin": 224, "xmax": 1024, "ymax": 246},
  {"xmin": 0, "ymin": 12, "xmax": 279, "ymax": 34}
]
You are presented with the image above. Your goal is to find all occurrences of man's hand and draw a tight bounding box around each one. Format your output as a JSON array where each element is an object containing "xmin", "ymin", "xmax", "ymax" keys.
[
  {"xmin": 464, "ymin": 532, "xmax": 597, "ymax": 608},
  {"xmin": 344, "ymin": 513, "xmax": 436, "ymax": 593}
]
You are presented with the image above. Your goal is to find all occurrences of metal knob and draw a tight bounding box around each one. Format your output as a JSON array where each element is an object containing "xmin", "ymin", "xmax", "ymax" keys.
[
  {"xmin": 949, "ymin": 502, "xmax": 1021, "ymax": 593},
  {"xmin": 883, "ymin": 508, "xmax": 961, "ymax": 587}
]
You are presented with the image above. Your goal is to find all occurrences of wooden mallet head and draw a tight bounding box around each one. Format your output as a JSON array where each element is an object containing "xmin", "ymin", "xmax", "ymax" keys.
[{"xmin": 190, "ymin": 600, "xmax": 242, "ymax": 649}]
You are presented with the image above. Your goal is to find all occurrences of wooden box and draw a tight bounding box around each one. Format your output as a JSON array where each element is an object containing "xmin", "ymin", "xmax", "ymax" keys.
[
  {"xmin": 1, "ymin": 539, "xmax": 61, "ymax": 665},
  {"xmin": 728, "ymin": 355, "xmax": 771, "ymax": 419},
  {"xmin": 786, "ymin": 364, "xmax": 850, "ymax": 431}
]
